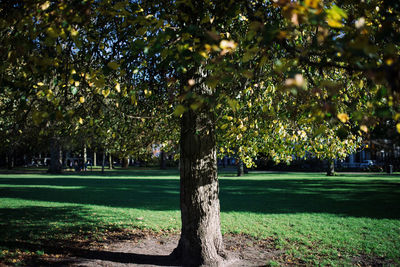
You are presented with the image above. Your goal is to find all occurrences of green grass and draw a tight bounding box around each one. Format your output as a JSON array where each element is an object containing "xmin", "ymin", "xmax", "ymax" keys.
[{"xmin": 1, "ymin": 169, "xmax": 400, "ymax": 265}]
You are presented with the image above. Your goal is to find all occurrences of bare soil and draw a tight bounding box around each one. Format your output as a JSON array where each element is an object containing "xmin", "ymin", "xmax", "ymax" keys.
[
  {"xmin": 21, "ymin": 229, "xmax": 281, "ymax": 266},
  {"xmin": 3, "ymin": 228, "xmax": 394, "ymax": 266}
]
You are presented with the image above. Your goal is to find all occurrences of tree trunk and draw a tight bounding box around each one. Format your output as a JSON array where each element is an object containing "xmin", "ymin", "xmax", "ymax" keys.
[
  {"xmin": 48, "ymin": 137, "xmax": 62, "ymax": 174},
  {"xmin": 108, "ymin": 153, "xmax": 112, "ymax": 169},
  {"xmin": 237, "ymin": 160, "xmax": 244, "ymax": 177},
  {"xmin": 122, "ymin": 156, "xmax": 129, "ymax": 168},
  {"xmin": 326, "ymin": 159, "xmax": 335, "ymax": 176},
  {"xmin": 83, "ymin": 144, "xmax": 87, "ymax": 165},
  {"xmin": 172, "ymin": 107, "xmax": 226, "ymax": 266},
  {"xmin": 6, "ymin": 150, "xmax": 14, "ymax": 170},
  {"xmin": 93, "ymin": 151, "xmax": 97, "ymax": 166},
  {"xmin": 101, "ymin": 151, "xmax": 105, "ymax": 173},
  {"xmin": 160, "ymin": 150, "xmax": 167, "ymax": 170}
]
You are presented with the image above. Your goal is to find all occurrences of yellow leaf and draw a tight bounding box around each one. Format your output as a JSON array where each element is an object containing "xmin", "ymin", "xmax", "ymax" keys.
[
  {"xmin": 326, "ymin": 5, "xmax": 347, "ymax": 28},
  {"xmin": 79, "ymin": 96, "xmax": 85, "ymax": 103},
  {"xmin": 327, "ymin": 18, "xmax": 344, "ymax": 28},
  {"xmin": 199, "ymin": 51, "xmax": 208, "ymax": 58},
  {"xmin": 102, "ymin": 89, "xmax": 110, "ymax": 98},
  {"xmin": 386, "ymin": 58, "xmax": 394, "ymax": 66},
  {"xmin": 79, "ymin": 117, "xmax": 84, "ymax": 124},
  {"xmin": 40, "ymin": 1, "xmax": 50, "ymax": 10},
  {"xmin": 396, "ymin": 123, "xmax": 400, "ymax": 133},
  {"xmin": 115, "ymin": 83, "xmax": 121, "ymax": 93},
  {"xmin": 70, "ymin": 28, "xmax": 79, "ymax": 37},
  {"xmin": 219, "ymin": 40, "xmax": 237, "ymax": 51},
  {"xmin": 305, "ymin": 0, "xmax": 320, "ymax": 9},
  {"xmin": 144, "ymin": 89, "xmax": 152, "ymax": 96},
  {"xmin": 337, "ymin": 113, "xmax": 349, "ymax": 123},
  {"xmin": 360, "ymin": 125, "xmax": 368, "ymax": 133}
]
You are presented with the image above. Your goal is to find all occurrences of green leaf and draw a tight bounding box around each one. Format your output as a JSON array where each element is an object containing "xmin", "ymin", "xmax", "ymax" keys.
[
  {"xmin": 107, "ymin": 61, "xmax": 119, "ymax": 70},
  {"xmin": 173, "ymin": 105, "xmax": 186, "ymax": 117},
  {"xmin": 71, "ymin": 86, "xmax": 78, "ymax": 95}
]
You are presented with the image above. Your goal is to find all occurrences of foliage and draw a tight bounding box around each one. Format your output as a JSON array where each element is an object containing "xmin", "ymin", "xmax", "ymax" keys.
[{"xmin": 3, "ymin": 0, "xmax": 397, "ymax": 164}]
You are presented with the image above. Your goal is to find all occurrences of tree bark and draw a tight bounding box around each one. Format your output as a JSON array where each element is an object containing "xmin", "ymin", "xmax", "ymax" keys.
[
  {"xmin": 6, "ymin": 150, "xmax": 14, "ymax": 170},
  {"xmin": 108, "ymin": 153, "xmax": 112, "ymax": 169},
  {"xmin": 237, "ymin": 160, "xmax": 244, "ymax": 177},
  {"xmin": 160, "ymin": 150, "xmax": 167, "ymax": 170},
  {"xmin": 326, "ymin": 159, "xmax": 335, "ymax": 176},
  {"xmin": 122, "ymin": 156, "xmax": 129, "ymax": 168},
  {"xmin": 244, "ymin": 165, "xmax": 249, "ymax": 174},
  {"xmin": 171, "ymin": 107, "xmax": 226, "ymax": 266},
  {"xmin": 101, "ymin": 151, "xmax": 105, "ymax": 173},
  {"xmin": 93, "ymin": 151, "xmax": 97, "ymax": 166},
  {"xmin": 83, "ymin": 144, "xmax": 87, "ymax": 165},
  {"xmin": 48, "ymin": 137, "xmax": 62, "ymax": 174}
]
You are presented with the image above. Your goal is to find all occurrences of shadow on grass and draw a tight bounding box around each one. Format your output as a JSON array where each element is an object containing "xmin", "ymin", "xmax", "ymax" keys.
[
  {"xmin": 0, "ymin": 174, "xmax": 400, "ymax": 219},
  {"xmin": 2, "ymin": 240, "xmax": 179, "ymax": 266},
  {"xmin": 0, "ymin": 206, "xmax": 179, "ymax": 266},
  {"xmin": 0, "ymin": 206, "xmax": 100, "ymax": 243}
]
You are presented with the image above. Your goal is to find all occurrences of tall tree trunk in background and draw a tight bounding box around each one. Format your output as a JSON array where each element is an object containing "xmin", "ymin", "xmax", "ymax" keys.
[
  {"xmin": 172, "ymin": 106, "xmax": 226, "ymax": 265},
  {"xmin": 93, "ymin": 151, "xmax": 97, "ymax": 166},
  {"xmin": 83, "ymin": 144, "xmax": 87, "ymax": 165},
  {"xmin": 101, "ymin": 151, "xmax": 105, "ymax": 173},
  {"xmin": 237, "ymin": 160, "xmax": 244, "ymax": 176},
  {"xmin": 108, "ymin": 153, "xmax": 112, "ymax": 169},
  {"xmin": 63, "ymin": 151, "xmax": 68, "ymax": 168},
  {"xmin": 122, "ymin": 156, "xmax": 129, "ymax": 168},
  {"xmin": 59, "ymin": 149, "xmax": 63, "ymax": 169},
  {"xmin": 48, "ymin": 137, "xmax": 62, "ymax": 174},
  {"xmin": 160, "ymin": 150, "xmax": 166, "ymax": 170},
  {"xmin": 6, "ymin": 149, "xmax": 14, "ymax": 170},
  {"xmin": 326, "ymin": 159, "xmax": 335, "ymax": 176}
]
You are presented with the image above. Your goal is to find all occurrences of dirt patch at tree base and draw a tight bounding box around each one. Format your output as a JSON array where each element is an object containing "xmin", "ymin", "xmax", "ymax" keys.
[
  {"xmin": 2, "ymin": 229, "xmax": 395, "ymax": 266},
  {"xmin": 19, "ymin": 230, "xmax": 281, "ymax": 266}
]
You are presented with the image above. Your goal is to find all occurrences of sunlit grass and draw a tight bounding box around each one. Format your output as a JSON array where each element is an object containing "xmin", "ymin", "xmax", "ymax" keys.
[{"xmin": 0, "ymin": 169, "xmax": 399, "ymax": 265}]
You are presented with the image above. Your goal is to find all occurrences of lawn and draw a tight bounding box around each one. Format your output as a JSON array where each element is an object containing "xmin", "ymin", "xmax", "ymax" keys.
[{"xmin": 1, "ymin": 169, "xmax": 399, "ymax": 265}]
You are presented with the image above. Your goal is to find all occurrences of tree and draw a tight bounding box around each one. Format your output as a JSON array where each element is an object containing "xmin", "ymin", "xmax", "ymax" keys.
[{"xmin": 1, "ymin": 0, "xmax": 400, "ymax": 265}]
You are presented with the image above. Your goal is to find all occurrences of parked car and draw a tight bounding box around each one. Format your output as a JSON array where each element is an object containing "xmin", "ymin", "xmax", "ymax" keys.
[{"xmin": 360, "ymin": 160, "xmax": 375, "ymax": 169}]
